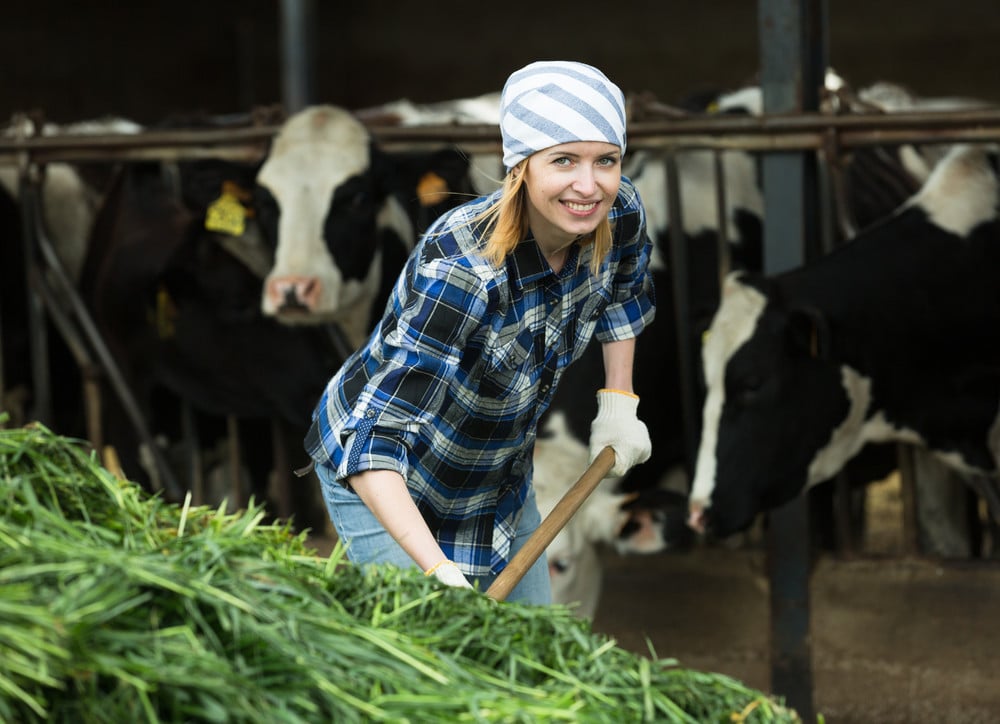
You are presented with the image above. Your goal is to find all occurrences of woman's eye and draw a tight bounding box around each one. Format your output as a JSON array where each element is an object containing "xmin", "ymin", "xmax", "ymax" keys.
[
  {"xmin": 553, "ymin": 156, "xmax": 572, "ymax": 167},
  {"xmin": 597, "ymin": 156, "xmax": 619, "ymax": 167}
]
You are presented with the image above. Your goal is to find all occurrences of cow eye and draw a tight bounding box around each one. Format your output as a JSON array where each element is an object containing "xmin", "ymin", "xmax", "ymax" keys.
[
  {"xmin": 332, "ymin": 178, "xmax": 370, "ymax": 210},
  {"xmin": 730, "ymin": 375, "xmax": 764, "ymax": 406}
]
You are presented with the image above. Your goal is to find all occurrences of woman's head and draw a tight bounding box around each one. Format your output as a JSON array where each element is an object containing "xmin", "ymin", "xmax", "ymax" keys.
[{"xmin": 483, "ymin": 61, "xmax": 627, "ymax": 272}]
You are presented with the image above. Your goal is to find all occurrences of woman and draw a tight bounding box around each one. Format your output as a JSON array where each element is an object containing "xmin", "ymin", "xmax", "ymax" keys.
[{"xmin": 305, "ymin": 60, "xmax": 655, "ymax": 603}]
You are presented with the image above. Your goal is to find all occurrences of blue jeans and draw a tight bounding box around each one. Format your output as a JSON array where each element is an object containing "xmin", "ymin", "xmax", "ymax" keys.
[{"xmin": 316, "ymin": 464, "xmax": 552, "ymax": 606}]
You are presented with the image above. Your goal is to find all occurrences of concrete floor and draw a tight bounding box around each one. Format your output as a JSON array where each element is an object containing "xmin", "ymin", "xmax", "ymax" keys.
[{"xmin": 590, "ymin": 495, "xmax": 1000, "ymax": 724}]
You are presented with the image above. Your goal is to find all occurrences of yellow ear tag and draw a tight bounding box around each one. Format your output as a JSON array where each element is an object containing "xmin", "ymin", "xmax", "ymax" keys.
[
  {"xmin": 205, "ymin": 182, "xmax": 249, "ymax": 236},
  {"xmin": 416, "ymin": 171, "xmax": 449, "ymax": 207},
  {"xmin": 154, "ymin": 284, "xmax": 177, "ymax": 339}
]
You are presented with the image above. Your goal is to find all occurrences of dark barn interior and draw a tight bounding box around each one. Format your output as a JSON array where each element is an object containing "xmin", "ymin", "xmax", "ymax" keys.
[
  {"xmin": 5, "ymin": 1, "xmax": 1000, "ymax": 124},
  {"xmin": 5, "ymin": 2, "xmax": 1000, "ymax": 723}
]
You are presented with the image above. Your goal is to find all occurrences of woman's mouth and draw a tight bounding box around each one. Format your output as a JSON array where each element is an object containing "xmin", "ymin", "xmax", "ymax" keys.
[{"xmin": 563, "ymin": 200, "xmax": 599, "ymax": 214}]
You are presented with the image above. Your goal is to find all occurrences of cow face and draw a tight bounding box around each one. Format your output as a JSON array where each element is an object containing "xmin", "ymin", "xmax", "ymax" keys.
[
  {"xmin": 256, "ymin": 106, "xmax": 385, "ymax": 331},
  {"xmin": 688, "ymin": 274, "xmax": 859, "ymax": 537}
]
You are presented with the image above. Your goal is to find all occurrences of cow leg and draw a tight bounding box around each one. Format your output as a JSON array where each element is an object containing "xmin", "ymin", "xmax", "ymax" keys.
[{"xmin": 910, "ymin": 448, "xmax": 972, "ymax": 558}]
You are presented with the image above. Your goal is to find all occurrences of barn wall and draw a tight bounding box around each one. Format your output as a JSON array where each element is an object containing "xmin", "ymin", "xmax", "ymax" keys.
[{"xmin": 3, "ymin": 1, "xmax": 999, "ymax": 125}]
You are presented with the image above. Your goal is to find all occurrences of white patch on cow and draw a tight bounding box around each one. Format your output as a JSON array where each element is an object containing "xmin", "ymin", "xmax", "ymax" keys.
[
  {"xmin": 364, "ymin": 94, "xmax": 504, "ymax": 195},
  {"xmin": 716, "ymin": 86, "xmax": 763, "ymax": 115},
  {"xmin": 533, "ymin": 411, "xmax": 631, "ymax": 618},
  {"xmin": 257, "ymin": 106, "xmax": 372, "ymax": 325},
  {"xmin": 625, "ymin": 147, "xmax": 762, "ymax": 274},
  {"xmin": 374, "ymin": 92, "xmax": 502, "ymax": 127},
  {"xmin": 0, "ymin": 163, "xmax": 97, "ymax": 284},
  {"xmin": 905, "ymin": 145, "xmax": 999, "ymax": 238},
  {"xmin": 806, "ymin": 366, "xmax": 875, "ymax": 486},
  {"xmin": 689, "ymin": 275, "xmax": 767, "ymax": 511},
  {"xmin": 376, "ymin": 194, "xmax": 416, "ymax": 252}
]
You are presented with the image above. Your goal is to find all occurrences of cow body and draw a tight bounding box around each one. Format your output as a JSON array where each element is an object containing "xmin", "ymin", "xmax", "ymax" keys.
[{"xmin": 689, "ymin": 144, "xmax": 1000, "ymax": 538}]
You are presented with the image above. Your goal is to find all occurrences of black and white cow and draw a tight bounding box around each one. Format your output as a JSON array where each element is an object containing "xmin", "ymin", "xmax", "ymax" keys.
[
  {"xmin": 687, "ymin": 143, "xmax": 1000, "ymax": 539},
  {"xmin": 79, "ymin": 105, "xmax": 473, "ymax": 525},
  {"xmin": 534, "ymin": 78, "xmax": 992, "ymax": 612}
]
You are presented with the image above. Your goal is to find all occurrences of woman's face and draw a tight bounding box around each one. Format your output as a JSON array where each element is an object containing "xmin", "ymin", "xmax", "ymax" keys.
[{"xmin": 522, "ymin": 141, "xmax": 621, "ymax": 250}]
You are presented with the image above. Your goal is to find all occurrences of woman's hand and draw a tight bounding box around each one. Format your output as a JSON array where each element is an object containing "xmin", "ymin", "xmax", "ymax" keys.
[{"xmin": 588, "ymin": 388, "xmax": 652, "ymax": 477}]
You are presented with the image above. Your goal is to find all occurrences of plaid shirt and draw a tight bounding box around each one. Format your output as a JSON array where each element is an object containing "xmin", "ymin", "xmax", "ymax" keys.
[{"xmin": 305, "ymin": 176, "xmax": 655, "ymax": 577}]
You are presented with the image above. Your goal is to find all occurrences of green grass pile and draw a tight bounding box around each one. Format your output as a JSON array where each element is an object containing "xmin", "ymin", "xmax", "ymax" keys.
[{"xmin": 0, "ymin": 421, "xmax": 800, "ymax": 722}]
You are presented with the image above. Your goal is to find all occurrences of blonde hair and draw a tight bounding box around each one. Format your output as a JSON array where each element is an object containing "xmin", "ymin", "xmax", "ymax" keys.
[{"xmin": 477, "ymin": 162, "xmax": 613, "ymax": 276}]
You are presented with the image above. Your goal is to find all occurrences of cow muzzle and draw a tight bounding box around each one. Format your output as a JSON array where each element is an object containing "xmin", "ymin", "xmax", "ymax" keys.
[{"xmin": 265, "ymin": 274, "xmax": 322, "ymax": 313}]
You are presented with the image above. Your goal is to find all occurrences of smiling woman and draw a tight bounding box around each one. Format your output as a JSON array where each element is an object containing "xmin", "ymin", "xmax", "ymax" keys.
[{"xmin": 303, "ymin": 60, "xmax": 658, "ymax": 608}]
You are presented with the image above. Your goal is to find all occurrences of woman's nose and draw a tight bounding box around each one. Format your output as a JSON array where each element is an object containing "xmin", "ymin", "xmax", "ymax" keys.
[{"xmin": 572, "ymin": 168, "xmax": 597, "ymax": 194}]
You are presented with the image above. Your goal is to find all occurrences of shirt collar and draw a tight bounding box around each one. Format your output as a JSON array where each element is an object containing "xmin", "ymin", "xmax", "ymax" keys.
[{"xmin": 508, "ymin": 237, "xmax": 581, "ymax": 290}]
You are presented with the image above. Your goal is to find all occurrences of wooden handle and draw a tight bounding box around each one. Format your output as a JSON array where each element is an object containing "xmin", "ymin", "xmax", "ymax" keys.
[{"xmin": 486, "ymin": 446, "xmax": 615, "ymax": 602}]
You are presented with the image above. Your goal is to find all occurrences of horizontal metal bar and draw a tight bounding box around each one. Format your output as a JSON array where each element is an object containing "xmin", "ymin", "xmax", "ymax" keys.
[{"xmin": 3, "ymin": 106, "xmax": 1000, "ymax": 165}]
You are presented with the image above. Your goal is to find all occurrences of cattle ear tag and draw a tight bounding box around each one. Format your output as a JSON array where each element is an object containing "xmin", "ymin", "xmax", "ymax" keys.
[
  {"xmin": 416, "ymin": 171, "xmax": 449, "ymax": 207},
  {"xmin": 205, "ymin": 181, "xmax": 253, "ymax": 236},
  {"xmin": 152, "ymin": 285, "xmax": 177, "ymax": 339}
]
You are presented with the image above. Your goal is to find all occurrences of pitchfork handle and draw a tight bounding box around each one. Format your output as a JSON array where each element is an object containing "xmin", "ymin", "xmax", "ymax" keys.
[{"xmin": 485, "ymin": 446, "xmax": 616, "ymax": 602}]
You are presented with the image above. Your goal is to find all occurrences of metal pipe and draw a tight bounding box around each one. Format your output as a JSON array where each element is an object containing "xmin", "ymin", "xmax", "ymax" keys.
[
  {"xmin": 30, "ymin": 193, "xmax": 184, "ymax": 499},
  {"xmin": 279, "ymin": 0, "xmax": 316, "ymax": 113}
]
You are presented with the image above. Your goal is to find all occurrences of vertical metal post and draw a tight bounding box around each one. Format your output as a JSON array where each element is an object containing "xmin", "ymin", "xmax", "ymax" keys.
[
  {"xmin": 279, "ymin": 0, "xmax": 317, "ymax": 113},
  {"xmin": 18, "ymin": 168, "xmax": 53, "ymax": 425},
  {"xmin": 664, "ymin": 150, "xmax": 699, "ymax": 473},
  {"xmin": 758, "ymin": 0, "xmax": 827, "ymax": 719}
]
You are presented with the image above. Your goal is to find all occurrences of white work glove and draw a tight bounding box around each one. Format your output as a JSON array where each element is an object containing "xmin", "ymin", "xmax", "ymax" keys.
[
  {"xmin": 424, "ymin": 560, "xmax": 474, "ymax": 589},
  {"xmin": 588, "ymin": 389, "xmax": 652, "ymax": 478}
]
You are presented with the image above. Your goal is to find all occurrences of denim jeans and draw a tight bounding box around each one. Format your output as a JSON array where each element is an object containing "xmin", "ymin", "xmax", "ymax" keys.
[{"xmin": 316, "ymin": 463, "xmax": 552, "ymax": 605}]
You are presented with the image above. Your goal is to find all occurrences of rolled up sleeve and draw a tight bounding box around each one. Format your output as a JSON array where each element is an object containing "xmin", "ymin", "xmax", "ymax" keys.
[{"xmin": 336, "ymin": 254, "xmax": 491, "ymax": 481}]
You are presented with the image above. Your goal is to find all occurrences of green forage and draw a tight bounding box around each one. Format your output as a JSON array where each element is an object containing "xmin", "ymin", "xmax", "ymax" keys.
[{"xmin": 0, "ymin": 422, "xmax": 800, "ymax": 723}]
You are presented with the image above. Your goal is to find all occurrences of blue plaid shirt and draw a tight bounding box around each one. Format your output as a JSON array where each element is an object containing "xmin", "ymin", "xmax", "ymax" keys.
[{"xmin": 305, "ymin": 176, "xmax": 655, "ymax": 577}]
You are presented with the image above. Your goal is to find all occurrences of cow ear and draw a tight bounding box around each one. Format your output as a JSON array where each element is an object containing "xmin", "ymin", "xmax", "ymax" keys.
[{"xmin": 786, "ymin": 306, "xmax": 831, "ymax": 360}]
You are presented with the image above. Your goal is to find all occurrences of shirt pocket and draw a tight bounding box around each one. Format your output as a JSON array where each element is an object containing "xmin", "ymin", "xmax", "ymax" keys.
[
  {"xmin": 480, "ymin": 326, "xmax": 535, "ymax": 400},
  {"xmin": 571, "ymin": 288, "xmax": 612, "ymax": 361}
]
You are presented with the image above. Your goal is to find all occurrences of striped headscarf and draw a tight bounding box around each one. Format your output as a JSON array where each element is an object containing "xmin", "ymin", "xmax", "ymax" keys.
[{"xmin": 499, "ymin": 60, "xmax": 627, "ymax": 170}]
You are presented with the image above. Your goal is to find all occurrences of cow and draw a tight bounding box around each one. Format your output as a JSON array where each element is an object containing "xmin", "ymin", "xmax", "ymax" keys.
[
  {"xmin": 532, "ymin": 77, "xmax": 992, "ymax": 613},
  {"xmin": 687, "ymin": 143, "xmax": 1000, "ymax": 540},
  {"xmin": 78, "ymin": 105, "xmax": 474, "ymax": 530}
]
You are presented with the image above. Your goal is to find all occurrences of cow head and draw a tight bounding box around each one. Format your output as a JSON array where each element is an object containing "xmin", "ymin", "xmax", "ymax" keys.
[
  {"xmin": 255, "ymin": 106, "xmax": 401, "ymax": 341},
  {"xmin": 687, "ymin": 273, "xmax": 870, "ymax": 538},
  {"xmin": 254, "ymin": 105, "xmax": 475, "ymax": 348}
]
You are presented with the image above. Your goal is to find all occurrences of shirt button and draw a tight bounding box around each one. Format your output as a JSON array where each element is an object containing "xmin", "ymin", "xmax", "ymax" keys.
[
  {"xmin": 540, "ymin": 383, "xmax": 550, "ymax": 394},
  {"xmin": 365, "ymin": 409, "xmax": 375, "ymax": 418}
]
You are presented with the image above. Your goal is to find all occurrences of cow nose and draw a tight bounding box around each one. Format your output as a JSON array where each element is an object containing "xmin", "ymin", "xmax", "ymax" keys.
[{"xmin": 265, "ymin": 275, "xmax": 322, "ymax": 312}]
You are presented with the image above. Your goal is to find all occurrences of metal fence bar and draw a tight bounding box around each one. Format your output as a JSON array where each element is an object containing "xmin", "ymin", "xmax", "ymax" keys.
[{"xmin": 4, "ymin": 106, "xmax": 1000, "ymax": 166}]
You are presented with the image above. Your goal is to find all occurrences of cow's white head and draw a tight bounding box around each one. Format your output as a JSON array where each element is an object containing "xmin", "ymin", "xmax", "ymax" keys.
[{"xmin": 256, "ymin": 106, "xmax": 409, "ymax": 346}]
